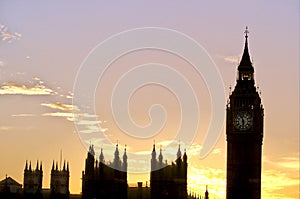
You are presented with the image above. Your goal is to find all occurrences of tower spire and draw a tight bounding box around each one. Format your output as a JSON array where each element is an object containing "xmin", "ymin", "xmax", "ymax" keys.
[
  {"xmin": 99, "ymin": 147, "xmax": 104, "ymax": 163},
  {"xmin": 113, "ymin": 143, "xmax": 120, "ymax": 169},
  {"xmin": 25, "ymin": 160, "xmax": 28, "ymax": 171},
  {"xmin": 237, "ymin": 26, "xmax": 254, "ymax": 81},
  {"xmin": 123, "ymin": 145, "xmax": 128, "ymax": 172},
  {"xmin": 239, "ymin": 26, "xmax": 252, "ymax": 68}
]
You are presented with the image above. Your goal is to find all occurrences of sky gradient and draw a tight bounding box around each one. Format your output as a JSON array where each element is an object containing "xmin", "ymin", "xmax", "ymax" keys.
[{"xmin": 0, "ymin": 1, "xmax": 299, "ymax": 198}]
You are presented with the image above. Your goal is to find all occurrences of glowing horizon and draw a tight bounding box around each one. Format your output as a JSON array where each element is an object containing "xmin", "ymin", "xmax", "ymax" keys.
[{"xmin": 0, "ymin": 1, "xmax": 299, "ymax": 199}]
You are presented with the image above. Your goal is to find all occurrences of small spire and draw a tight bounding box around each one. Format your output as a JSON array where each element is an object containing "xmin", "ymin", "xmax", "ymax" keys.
[
  {"xmin": 99, "ymin": 147, "xmax": 104, "ymax": 163},
  {"xmin": 123, "ymin": 145, "xmax": 127, "ymax": 157},
  {"xmin": 123, "ymin": 145, "xmax": 128, "ymax": 171},
  {"xmin": 113, "ymin": 143, "xmax": 121, "ymax": 169},
  {"xmin": 205, "ymin": 185, "xmax": 209, "ymax": 199},
  {"xmin": 244, "ymin": 26, "xmax": 249, "ymax": 39},
  {"xmin": 89, "ymin": 144, "xmax": 95, "ymax": 157},
  {"xmin": 183, "ymin": 149, "xmax": 187, "ymax": 163},
  {"xmin": 40, "ymin": 161, "xmax": 42, "ymax": 171},
  {"xmin": 63, "ymin": 160, "xmax": 66, "ymax": 171},
  {"xmin": 67, "ymin": 162, "xmax": 69, "ymax": 171},
  {"xmin": 114, "ymin": 143, "xmax": 119, "ymax": 156},
  {"xmin": 52, "ymin": 160, "xmax": 54, "ymax": 171},
  {"xmin": 177, "ymin": 144, "xmax": 182, "ymax": 159},
  {"xmin": 25, "ymin": 160, "xmax": 28, "ymax": 171},
  {"xmin": 36, "ymin": 160, "xmax": 39, "ymax": 171},
  {"xmin": 238, "ymin": 26, "xmax": 254, "ymax": 77},
  {"xmin": 152, "ymin": 140, "xmax": 156, "ymax": 152},
  {"xmin": 55, "ymin": 162, "xmax": 58, "ymax": 170},
  {"xmin": 158, "ymin": 147, "xmax": 163, "ymax": 163},
  {"xmin": 29, "ymin": 161, "xmax": 32, "ymax": 171}
]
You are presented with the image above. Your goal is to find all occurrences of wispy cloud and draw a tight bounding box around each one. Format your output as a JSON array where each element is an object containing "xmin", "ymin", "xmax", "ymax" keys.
[
  {"xmin": 0, "ymin": 126, "xmax": 13, "ymax": 131},
  {"xmin": 188, "ymin": 166, "xmax": 226, "ymax": 198},
  {"xmin": 11, "ymin": 114, "xmax": 35, "ymax": 117},
  {"xmin": 211, "ymin": 147, "xmax": 222, "ymax": 155},
  {"xmin": 41, "ymin": 102, "xmax": 77, "ymax": 111},
  {"xmin": 43, "ymin": 112, "xmax": 75, "ymax": 121},
  {"xmin": 218, "ymin": 55, "xmax": 239, "ymax": 64},
  {"xmin": 41, "ymin": 101, "xmax": 100, "ymax": 125},
  {"xmin": 0, "ymin": 82, "xmax": 55, "ymax": 95},
  {"xmin": 264, "ymin": 156, "xmax": 299, "ymax": 170},
  {"xmin": 0, "ymin": 24, "xmax": 21, "ymax": 43},
  {"xmin": 262, "ymin": 169, "xmax": 299, "ymax": 199}
]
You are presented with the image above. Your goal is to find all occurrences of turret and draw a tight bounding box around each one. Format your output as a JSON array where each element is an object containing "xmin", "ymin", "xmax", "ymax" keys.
[
  {"xmin": 63, "ymin": 161, "xmax": 66, "ymax": 171},
  {"xmin": 158, "ymin": 147, "xmax": 163, "ymax": 168},
  {"xmin": 183, "ymin": 149, "xmax": 187, "ymax": 163},
  {"xmin": 36, "ymin": 160, "xmax": 39, "ymax": 171},
  {"xmin": 99, "ymin": 148, "xmax": 104, "ymax": 163},
  {"xmin": 52, "ymin": 160, "xmax": 54, "ymax": 171},
  {"xmin": 237, "ymin": 26, "xmax": 254, "ymax": 81},
  {"xmin": 151, "ymin": 143, "xmax": 157, "ymax": 171},
  {"xmin": 205, "ymin": 185, "xmax": 209, "ymax": 199},
  {"xmin": 24, "ymin": 160, "xmax": 28, "ymax": 171},
  {"xmin": 123, "ymin": 146, "xmax": 128, "ymax": 172},
  {"xmin": 176, "ymin": 144, "xmax": 182, "ymax": 166},
  {"xmin": 177, "ymin": 144, "xmax": 182, "ymax": 159},
  {"xmin": 89, "ymin": 145, "xmax": 95, "ymax": 157},
  {"xmin": 113, "ymin": 144, "xmax": 121, "ymax": 170}
]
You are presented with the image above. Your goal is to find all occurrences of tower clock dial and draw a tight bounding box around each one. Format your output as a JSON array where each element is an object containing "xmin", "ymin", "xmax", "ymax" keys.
[{"xmin": 233, "ymin": 111, "xmax": 253, "ymax": 130}]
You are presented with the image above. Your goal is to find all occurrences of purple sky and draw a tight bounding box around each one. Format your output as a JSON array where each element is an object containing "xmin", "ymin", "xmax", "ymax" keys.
[{"xmin": 0, "ymin": 1, "xmax": 299, "ymax": 198}]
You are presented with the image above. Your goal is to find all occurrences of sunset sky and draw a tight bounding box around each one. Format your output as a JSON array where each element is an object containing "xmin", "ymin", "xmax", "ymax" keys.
[{"xmin": 0, "ymin": 1, "xmax": 299, "ymax": 199}]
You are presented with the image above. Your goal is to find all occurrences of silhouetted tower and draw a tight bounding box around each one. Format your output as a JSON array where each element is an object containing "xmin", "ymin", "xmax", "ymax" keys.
[
  {"xmin": 23, "ymin": 160, "xmax": 43, "ymax": 199},
  {"xmin": 150, "ymin": 145, "xmax": 187, "ymax": 199},
  {"xmin": 151, "ymin": 143, "xmax": 157, "ymax": 171},
  {"xmin": 226, "ymin": 27, "xmax": 264, "ymax": 199},
  {"xmin": 82, "ymin": 145, "xmax": 128, "ymax": 199},
  {"xmin": 123, "ymin": 146, "xmax": 128, "ymax": 172},
  {"xmin": 50, "ymin": 160, "xmax": 70, "ymax": 199},
  {"xmin": 205, "ymin": 185, "xmax": 209, "ymax": 199},
  {"xmin": 113, "ymin": 144, "xmax": 121, "ymax": 170}
]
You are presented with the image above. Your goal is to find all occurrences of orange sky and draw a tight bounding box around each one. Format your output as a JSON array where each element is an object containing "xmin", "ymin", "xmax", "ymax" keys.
[{"xmin": 0, "ymin": 1, "xmax": 299, "ymax": 198}]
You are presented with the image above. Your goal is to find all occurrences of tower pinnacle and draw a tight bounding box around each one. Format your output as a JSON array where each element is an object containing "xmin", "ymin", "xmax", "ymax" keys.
[{"xmin": 238, "ymin": 26, "xmax": 254, "ymax": 80}]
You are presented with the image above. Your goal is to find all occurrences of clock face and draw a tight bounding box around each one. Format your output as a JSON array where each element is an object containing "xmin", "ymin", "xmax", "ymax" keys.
[{"xmin": 234, "ymin": 111, "xmax": 253, "ymax": 130}]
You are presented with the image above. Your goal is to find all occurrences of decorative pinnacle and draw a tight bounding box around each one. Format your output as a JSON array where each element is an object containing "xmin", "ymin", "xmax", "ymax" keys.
[{"xmin": 244, "ymin": 26, "xmax": 249, "ymax": 39}]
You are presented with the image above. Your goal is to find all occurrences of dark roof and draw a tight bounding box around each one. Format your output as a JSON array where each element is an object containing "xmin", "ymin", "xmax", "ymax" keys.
[
  {"xmin": 238, "ymin": 34, "xmax": 254, "ymax": 72},
  {"xmin": 0, "ymin": 177, "xmax": 21, "ymax": 186}
]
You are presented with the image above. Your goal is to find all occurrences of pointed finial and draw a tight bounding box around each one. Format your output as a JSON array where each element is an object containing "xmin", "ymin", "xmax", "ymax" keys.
[
  {"xmin": 36, "ymin": 160, "xmax": 39, "ymax": 171},
  {"xmin": 52, "ymin": 160, "xmax": 54, "ymax": 170},
  {"xmin": 63, "ymin": 160, "xmax": 66, "ymax": 171},
  {"xmin": 25, "ymin": 160, "xmax": 28, "ymax": 171},
  {"xmin": 152, "ymin": 140, "xmax": 156, "ymax": 152},
  {"xmin": 244, "ymin": 26, "xmax": 249, "ymax": 38}
]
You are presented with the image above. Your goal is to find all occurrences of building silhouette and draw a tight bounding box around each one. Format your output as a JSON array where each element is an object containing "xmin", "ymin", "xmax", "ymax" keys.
[
  {"xmin": 226, "ymin": 27, "xmax": 264, "ymax": 199},
  {"xmin": 0, "ymin": 175, "xmax": 22, "ymax": 199},
  {"xmin": 23, "ymin": 161, "xmax": 43, "ymax": 199},
  {"xmin": 50, "ymin": 160, "xmax": 70, "ymax": 199},
  {"xmin": 150, "ymin": 144, "xmax": 187, "ymax": 199},
  {"xmin": 81, "ymin": 144, "xmax": 128, "ymax": 199}
]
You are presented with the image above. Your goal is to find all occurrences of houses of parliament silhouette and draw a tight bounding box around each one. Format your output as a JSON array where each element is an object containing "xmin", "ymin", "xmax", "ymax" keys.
[{"xmin": 0, "ymin": 28, "xmax": 263, "ymax": 199}]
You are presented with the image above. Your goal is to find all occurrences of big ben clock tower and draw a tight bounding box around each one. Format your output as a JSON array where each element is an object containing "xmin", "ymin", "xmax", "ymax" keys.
[{"xmin": 226, "ymin": 27, "xmax": 264, "ymax": 199}]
